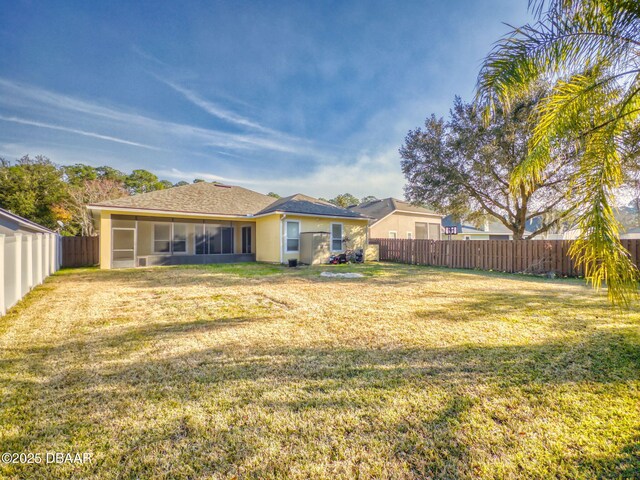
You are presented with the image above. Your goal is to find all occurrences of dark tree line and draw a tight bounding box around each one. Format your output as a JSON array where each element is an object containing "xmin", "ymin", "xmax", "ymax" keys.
[{"xmin": 0, "ymin": 155, "xmax": 211, "ymax": 235}]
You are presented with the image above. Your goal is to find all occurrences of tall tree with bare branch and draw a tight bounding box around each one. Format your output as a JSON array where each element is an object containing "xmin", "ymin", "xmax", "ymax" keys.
[{"xmin": 66, "ymin": 179, "xmax": 129, "ymax": 236}]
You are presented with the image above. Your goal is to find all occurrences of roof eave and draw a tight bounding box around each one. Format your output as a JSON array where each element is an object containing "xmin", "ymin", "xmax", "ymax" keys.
[
  {"xmin": 0, "ymin": 209, "xmax": 54, "ymax": 234},
  {"xmin": 253, "ymin": 210, "xmax": 370, "ymax": 220},
  {"xmin": 86, "ymin": 204, "xmax": 253, "ymax": 219}
]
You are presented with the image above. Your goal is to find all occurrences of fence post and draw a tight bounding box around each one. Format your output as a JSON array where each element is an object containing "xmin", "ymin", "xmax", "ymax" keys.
[
  {"xmin": 49, "ymin": 234, "xmax": 56, "ymax": 274},
  {"xmin": 36, "ymin": 234, "xmax": 43, "ymax": 285},
  {"xmin": 14, "ymin": 233, "xmax": 22, "ymax": 304},
  {"xmin": 26, "ymin": 234, "xmax": 34, "ymax": 290},
  {"xmin": 44, "ymin": 233, "xmax": 50, "ymax": 277},
  {"xmin": 0, "ymin": 234, "xmax": 4, "ymax": 316}
]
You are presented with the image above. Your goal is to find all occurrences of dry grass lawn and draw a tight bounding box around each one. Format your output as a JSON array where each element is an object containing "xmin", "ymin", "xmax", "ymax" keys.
[{"xmin": 0, "ymin": 262, "xmax": 639, "ymax": 479}]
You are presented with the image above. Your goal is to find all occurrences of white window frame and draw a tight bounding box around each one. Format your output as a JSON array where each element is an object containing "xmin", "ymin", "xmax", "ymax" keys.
[
  {"xmin": 152, "ymin": 223, "xmax": 172, "ymax": 254},
  {"xmin": 388, "ymin": 231, "xmax": 397, "ymax": 239},
  {"xmin": 285, "ymin": 220, "xmax": 301, "ymax": 253},
  {"xmin": 407, "ymin": 232, "xmax": 413, "ymax": 239},
  {"xmin": 331, "ymin": 222, "xmax": 344, "ymax": 252}
]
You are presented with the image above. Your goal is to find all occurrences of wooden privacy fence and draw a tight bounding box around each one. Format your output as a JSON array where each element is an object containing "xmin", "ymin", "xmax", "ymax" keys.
[
  {"xmin": 370, "ymin": 238, "xmax": 640, "ymax": 277},
  {"xmin": 61, "ymin": 236, "xmax": 99, "ymax": 267}
]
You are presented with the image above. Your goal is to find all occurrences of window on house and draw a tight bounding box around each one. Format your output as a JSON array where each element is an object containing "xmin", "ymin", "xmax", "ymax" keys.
[
  {"xmin": 428, "ymin": 223, "xmax": 441, "ymax": 240},
  {"xmin": 286, "ymin": 221, "xmax": 300, "ymax": 252},
  {"xmin": 331, "ymin": 223, "xmax": 343, "ymax": 251},
  {"xmin": 415, "ymin": 223, "xmax": 428, "ymax": 239},
  {"xmin": 389, "ymin": 231, "xmax": 397, "ymax": 239},
  {"xmin": 407, "ymin": 232, "xmax": 413, "ymax": 240},
  {"xmin": 153, "ymin": 224, "xmax": 171, "ymax": 253},
  {"xmin": 172, "ymin": 223, "xmax": 187, "ymax": 253}
]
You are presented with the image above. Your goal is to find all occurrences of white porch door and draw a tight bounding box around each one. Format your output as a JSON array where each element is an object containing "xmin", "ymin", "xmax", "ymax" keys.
[{"xmin": 112, "ymin": 227, "xmax": 136, "ymax": 268}]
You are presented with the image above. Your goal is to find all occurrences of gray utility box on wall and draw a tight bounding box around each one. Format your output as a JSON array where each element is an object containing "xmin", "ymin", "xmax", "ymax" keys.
[{"xmin": 300, "ymin": 231, "xmax": 330, "ymax": 265}]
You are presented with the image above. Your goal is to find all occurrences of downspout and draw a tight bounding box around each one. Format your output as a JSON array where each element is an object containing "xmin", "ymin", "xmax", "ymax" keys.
[{"xmin": 280, "ymin": 214, "xmax": 287, "ymax": 264}]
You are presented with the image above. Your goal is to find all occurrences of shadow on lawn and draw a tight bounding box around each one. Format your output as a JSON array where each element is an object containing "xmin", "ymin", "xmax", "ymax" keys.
[
  {"xmin": 2, "ymin": 321, "xmax": 639, "ymax": 478},
  {"xmin": 414, "ymin": 290, "xmax": 622, "ymax": 330},
  {"xmin": 3, "ymin": 265, "xmax": 639, "ymax": 478}
]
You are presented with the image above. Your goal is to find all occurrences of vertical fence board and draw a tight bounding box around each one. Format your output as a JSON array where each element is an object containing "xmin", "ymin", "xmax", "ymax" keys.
[{"xmin": 60, "ymin": 236, "xmax": 100, "ymax": 267}]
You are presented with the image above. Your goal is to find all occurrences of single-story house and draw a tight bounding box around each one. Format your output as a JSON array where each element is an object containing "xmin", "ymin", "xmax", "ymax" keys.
[
  {"xmin": 0, "ymin": 207, "xmax": 55, "ymax": 235},
  {"xmin": 442, "ymin": 216, "xmax": 520, "ymax": 240},
  {"xmin": 348, "ymin": 198, "xmax": 443, "ymax": 240},
  {"xmin": 87, "ymin": 182, "xmax": 369, "ymax": 269}
]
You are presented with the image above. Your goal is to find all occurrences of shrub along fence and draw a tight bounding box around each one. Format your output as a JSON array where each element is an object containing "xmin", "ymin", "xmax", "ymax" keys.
[
  {"xmin": 61, "ymin": 236, "xmax": 100, "ymax": 268},
  {"xmin": 370, "ymin": 238, "xmax": 640, "ymax": 277}
]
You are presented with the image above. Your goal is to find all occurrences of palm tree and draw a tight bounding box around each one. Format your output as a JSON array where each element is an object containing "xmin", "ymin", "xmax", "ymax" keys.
[{"xmin": 477, "ymin": 0, "xmax": 640, "ymax": 305}]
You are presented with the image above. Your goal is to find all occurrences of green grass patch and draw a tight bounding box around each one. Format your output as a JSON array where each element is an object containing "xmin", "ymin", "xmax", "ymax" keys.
[{"xmin": 0, "ymin": 263, "xmax": 638, "ymax": 479}]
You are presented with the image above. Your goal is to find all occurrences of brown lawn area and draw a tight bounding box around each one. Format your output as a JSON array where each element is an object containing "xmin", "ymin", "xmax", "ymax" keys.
[{"xmin": 0, "ymin": 262, "xmax": 639, "ymax": 479}]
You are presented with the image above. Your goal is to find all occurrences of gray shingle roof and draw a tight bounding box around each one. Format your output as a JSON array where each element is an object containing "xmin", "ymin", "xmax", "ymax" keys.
[
  {"xmin": 442, "ymin": 215, "xmax": 516, "ymax": 235},
  {"xmin": 256, "ymin": 194, "xmax": 366, "ymax": 218},
  {"xmin": 89, "ymin": 182, "xmax": 276, "ymax": 216},
  {"xmin": 348, "ymin": 198, "xmax": 441, "ymax": 221}
]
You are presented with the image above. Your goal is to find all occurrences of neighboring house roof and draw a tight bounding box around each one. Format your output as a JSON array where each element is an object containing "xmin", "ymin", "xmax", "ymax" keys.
[
  {"xmin": 256, "ymin": 193, "xmax": 366, "ymax": 218},
  {"xmin": 88, "ymin": 182, "xmax": 275, "ymax": 216},
  {"xmin": 0, "ymin": 207, "xmax": 54, "ymax": 234},
  {"xmin": 348, "ymin": 198, "xmax": 442, "ymax": 224},
  {"xmin": 442, "ymin": 215, "xmax": 514, "ymax": 235}
]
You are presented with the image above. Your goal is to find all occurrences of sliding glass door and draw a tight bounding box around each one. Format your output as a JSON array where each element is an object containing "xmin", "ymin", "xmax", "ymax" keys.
[{"xmin": 195, "ymin": 224, "xmax": 234, "ymax": 254}]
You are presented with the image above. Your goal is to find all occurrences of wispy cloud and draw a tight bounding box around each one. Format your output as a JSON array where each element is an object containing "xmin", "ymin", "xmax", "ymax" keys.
[
  {"xmin": 156, "ymin": 168, "xmax": 260, "ymax": 186},
  {"xmin": 0, "ymin": 77, "xmax": 319, "ymax": 156},
  {"xmin": 0, "ymin": 114, "xmax": 161, "ymax": 150},
  {"xmin": 157, "ymin": 76, "xmax": 273, "ymax": 133},
  {"xmin": 130, "ymin": 45, "xmax": 170, "ymax": 67}
]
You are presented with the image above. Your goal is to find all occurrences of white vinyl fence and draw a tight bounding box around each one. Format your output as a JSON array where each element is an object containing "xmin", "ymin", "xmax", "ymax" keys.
[{"xmin": 0, "ymin": 233, "xmax": 60, "ymax": 316}]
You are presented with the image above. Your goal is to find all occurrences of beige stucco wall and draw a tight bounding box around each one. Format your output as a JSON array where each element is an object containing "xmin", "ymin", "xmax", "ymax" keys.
[
  {"xmin": 255, "ymin": 214, "xmax": 282, "ymax": 263},
  {"xmin": 99, "ymin": 212, "xmax": 111, "ymax": 269},
  {"xmin": 369, "ymin": 212, "xmax": 442, "ymax": 240},
  {"xmin": 254, "ymin": 214, "xmax": 369, "ymax": 263},
  {"xmin": 281, "ymin": 215, "xmax": 369, "ymax": 263}
]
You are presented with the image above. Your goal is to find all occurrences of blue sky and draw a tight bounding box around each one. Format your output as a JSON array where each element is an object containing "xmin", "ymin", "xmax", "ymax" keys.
[{"xmin": 0, "ymin": 0, "xmax": 531, "ymax": 198}]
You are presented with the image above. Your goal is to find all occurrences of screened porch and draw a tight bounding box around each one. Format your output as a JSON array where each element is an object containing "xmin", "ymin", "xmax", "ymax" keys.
[{"xmin": 110, "ymin": 214, "xmax": 255, "ymax": 268}]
